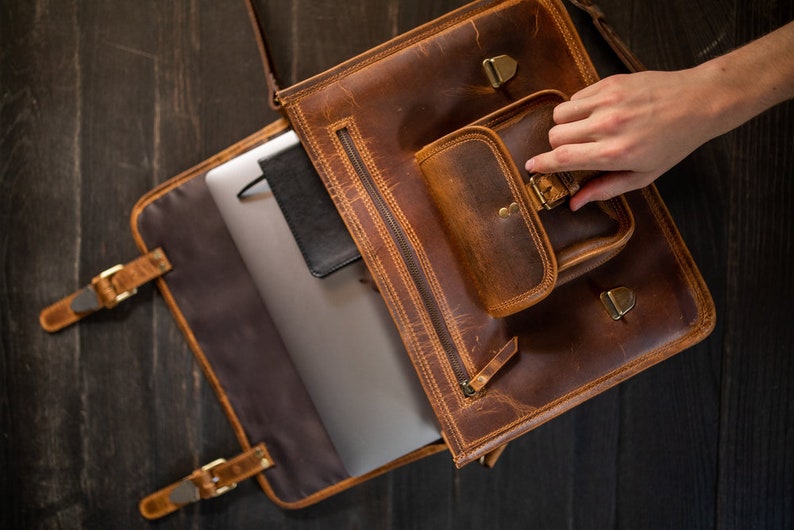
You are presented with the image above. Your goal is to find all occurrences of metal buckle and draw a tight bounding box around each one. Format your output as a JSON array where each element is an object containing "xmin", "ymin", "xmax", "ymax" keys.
[
  {"xmin": 201, "ymin": 458, "xmax": 237, "ymax": 497},
  {"xmin": 98, "ymin": 264, "xmax": 138, "ymax": 307},
  {"xmin": 528, "ymin": 175, "xmax": 565, "ymax": 210},
  {"xmin": 168, "ymin": 458, "xmax": 237, "ymax": 505}
]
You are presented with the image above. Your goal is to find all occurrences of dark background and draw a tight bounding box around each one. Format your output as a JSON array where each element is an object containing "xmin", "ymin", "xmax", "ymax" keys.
[{"xmin": 2, "ymin": 0, "xmax": 792, "ymax": 528}]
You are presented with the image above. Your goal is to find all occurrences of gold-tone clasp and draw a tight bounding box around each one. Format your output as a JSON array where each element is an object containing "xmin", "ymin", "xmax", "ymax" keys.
[
  {"xmin": 600, "ymin": 287, "xmax": 636, "ymax": 320},
  {"xmin": 528, "ymin": 175, "xmax": 565, "ymax": 210},
  {"xmin": 483, "ymin": 55, "xmax": 518, "ymax": 88},
  {"xmin": 98, "ymin": 264, "xmax": 138, "ymax": 307}
]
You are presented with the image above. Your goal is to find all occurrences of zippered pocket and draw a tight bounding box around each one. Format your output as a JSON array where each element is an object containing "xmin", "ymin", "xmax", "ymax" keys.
[{"xmin": 336, "ymin": 126, "xmax": 518, "ymax": 397}]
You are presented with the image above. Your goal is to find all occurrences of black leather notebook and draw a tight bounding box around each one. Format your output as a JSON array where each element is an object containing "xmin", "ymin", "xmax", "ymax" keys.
[{"xmin": 247, "ymin": 142, "xmax": 361, "ymax": 278}]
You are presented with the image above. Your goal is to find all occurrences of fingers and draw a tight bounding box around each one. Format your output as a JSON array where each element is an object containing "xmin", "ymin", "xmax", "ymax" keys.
[
  {"xmin": 568, "ymin": 171, "xmax": 655, "ymax": 211},
  {"xmin": 526, "ymin": 141, "xmax": 612, "ymax": 174},
  {"xmin": 552, "ymin": 99, "xmax": 592, "ymax": 124}
]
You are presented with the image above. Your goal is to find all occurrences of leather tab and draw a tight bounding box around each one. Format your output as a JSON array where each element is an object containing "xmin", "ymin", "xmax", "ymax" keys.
[
  {"xmin": 478, "ymin": 444, "xmax": 509, "ymax": 468},
  {"xmin": 468, "ymin": 337, "xmax": 519, "ymax": 393},
  {"xmin": 139, "ymin": 443, "xmax": 274, "ymax": 520},
  {"xmin": 39, "ymin": 248, "xmax": 172, "ymax": 333}
]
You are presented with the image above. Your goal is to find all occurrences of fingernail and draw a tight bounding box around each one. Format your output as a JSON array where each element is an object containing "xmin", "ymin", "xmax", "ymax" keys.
[{"xmin": 525, "ymin": 158, "xmax": 534, "ymax": 172}]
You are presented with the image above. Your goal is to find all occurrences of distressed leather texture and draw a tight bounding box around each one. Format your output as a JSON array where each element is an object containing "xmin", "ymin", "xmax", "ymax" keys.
[
  {"xmin": 417, "ymin": 89, "xmax": 634, "ymax": 316},
  {"xmin": 278, "ymin": 0, "xmax": 715, "ymax": 466}
]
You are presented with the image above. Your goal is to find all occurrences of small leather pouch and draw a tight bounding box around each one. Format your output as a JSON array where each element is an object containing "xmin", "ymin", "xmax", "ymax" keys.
[
  {"xmin": 254, "ymin": 142, "xmax": 361, "ymax": 278},
  {"xmin": 417, "ymin": 90, "xmax": 634, "ymax": 317}
]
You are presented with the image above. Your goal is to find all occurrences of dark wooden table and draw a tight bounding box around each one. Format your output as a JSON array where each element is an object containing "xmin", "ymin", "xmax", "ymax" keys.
[{"xmin": 2, "ymin": 1, "xmax": 792, "ymax": 528}]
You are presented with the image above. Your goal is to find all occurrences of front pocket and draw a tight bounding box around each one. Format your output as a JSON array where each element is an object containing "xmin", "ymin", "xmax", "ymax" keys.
[
  {"xmin": 417, "ymin": 126, "xmax": 558, "ymax": 317},
  {"xmin": 417, "ymin": 90, "xmax": 634, "ymax": 317}
]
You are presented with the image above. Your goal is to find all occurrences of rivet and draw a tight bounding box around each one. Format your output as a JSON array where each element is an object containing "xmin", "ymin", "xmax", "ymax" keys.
[
  {"xmin": 260, "ymin": 458, "xmax": 270, "ymax": 468},
  {"xmin": 509, "ymin": 202, "xmax": 519, "ymax": 214},
  {"xmin": 477, "ymin": 376, "xmax": 485, "ymax": 383},
  {"xmin": 498, "ymin": 207, "xmax": 509, "ymax": 218}
]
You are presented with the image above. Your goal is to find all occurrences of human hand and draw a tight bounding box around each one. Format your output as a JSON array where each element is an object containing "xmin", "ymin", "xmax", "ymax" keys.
[{"xmin": 525, "ymin": 69, "xmax": 717, "ymax": 211}]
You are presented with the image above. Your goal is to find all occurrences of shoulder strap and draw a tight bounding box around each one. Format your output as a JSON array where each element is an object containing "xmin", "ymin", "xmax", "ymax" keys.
[
  {"xmin": 566, "ymin": 0, "xmax": 645, "ymax": 72},
  {"xmin": 243, "ymin": 0, "xmax": 282, "ymax": 109},
  {"xmin": 241, "ymin": 0, "xmax": 645, "ymax": 111}
]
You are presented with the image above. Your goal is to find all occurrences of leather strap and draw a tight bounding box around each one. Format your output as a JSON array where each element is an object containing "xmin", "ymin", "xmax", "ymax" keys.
[
  {"xmin": 139, "ymin": 443, "xmax": 274, "ymax": 520},
  {"xmin": 243, "ymin": 0, "xmax": 282, "ymax": 109},
  {"xmin": 526, "ymin": 170, "xmax": 598, "ymax": 211},
  {"xmin": 566, "ymin": 0, "xmax": 645, "ymax": 73},
  {"xmin": 39, "ymin": 248, "xmax": 172, "ymax": 333},
  {"xmin": 479, "ymin": 444, "xmax": 509, "ymax": 468}
]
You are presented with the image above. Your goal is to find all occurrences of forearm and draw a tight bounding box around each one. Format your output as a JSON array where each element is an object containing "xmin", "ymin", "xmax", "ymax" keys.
[
  {"xmin": 700, "ymin": 20, "xmax": 794, "ymax": 140},
  {"xmin": 525, "ymin": 21, "xmax": 794, "ymax": 210}
]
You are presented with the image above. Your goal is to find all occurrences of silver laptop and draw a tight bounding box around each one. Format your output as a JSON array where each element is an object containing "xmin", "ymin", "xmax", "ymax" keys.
[{"xmin": 205, "ymin": 131, "xmax": 440, "ymax": 477}]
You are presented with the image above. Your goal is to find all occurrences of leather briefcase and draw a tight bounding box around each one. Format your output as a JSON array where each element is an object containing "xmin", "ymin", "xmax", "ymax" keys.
[{"xmin": 39, "ymin": 0, "xmax": 715, "ymax": 519}]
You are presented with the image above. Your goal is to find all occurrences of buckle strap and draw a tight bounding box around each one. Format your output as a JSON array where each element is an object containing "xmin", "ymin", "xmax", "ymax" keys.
[
  {"xmin": 526, "ymin": 170, "xmax": 598, "ymax": 210},
  {"xmin": 39, "ymin": 248, "xmax": 172, "ymax": 333},
  {"xmin": 139, "ymin": 443, "xmax": 274, "ymax": 520}
]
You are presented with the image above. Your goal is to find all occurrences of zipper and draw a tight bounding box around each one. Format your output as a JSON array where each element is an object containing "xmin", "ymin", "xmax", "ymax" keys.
[{"xmin": 336, "ymin": 127, "xmax": 477, "ymax": 397}]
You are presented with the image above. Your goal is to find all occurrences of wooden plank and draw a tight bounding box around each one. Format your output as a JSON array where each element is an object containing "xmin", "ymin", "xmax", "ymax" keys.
[
  {"xmin": 4, "ymin": 0, "xmax": 793, "ymax": 528},
  {"xmin": 717, "ymin": 3, "xmax": 794, "ymax": 527},
  {"xmin": 2, "ymin": 1, "xmax": 102, "ymax": 528}
]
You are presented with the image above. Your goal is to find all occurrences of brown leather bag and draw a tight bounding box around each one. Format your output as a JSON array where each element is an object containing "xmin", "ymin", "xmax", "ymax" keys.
[
  {"xmin": 39, "ymin": 0, "xmax": 715, "ymax": 519},
  {"xmin": 274, "ymin": 0, "xmax": 715, "ymax": 467}
]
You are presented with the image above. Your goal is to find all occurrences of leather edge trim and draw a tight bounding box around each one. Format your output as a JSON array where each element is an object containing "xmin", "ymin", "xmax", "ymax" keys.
[{"xmin": 259, "ymin": 442, "xmax": 448, "ymax": 510}]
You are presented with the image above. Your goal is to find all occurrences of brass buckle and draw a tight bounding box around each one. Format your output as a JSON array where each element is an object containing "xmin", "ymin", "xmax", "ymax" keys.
[
  {"xmin": 528, "ymin": 175, "xmax": 565, "ymax": 210},
  {"xmin": 98, "ymin": 264, "xmax": 138, "ymax": 307},
  {"xmin": 168, "ymin": 458, "xmax": 237, "ymax": 505},
  {"xmin": 201, "ymin": 458, "xmax": 237, "ymax": 497}
]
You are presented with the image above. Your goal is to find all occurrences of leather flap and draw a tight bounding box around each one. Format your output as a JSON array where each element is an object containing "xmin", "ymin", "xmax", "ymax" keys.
[{"xmin": 417, "ymin": 126, "xmax": 557, "ymax": 317}]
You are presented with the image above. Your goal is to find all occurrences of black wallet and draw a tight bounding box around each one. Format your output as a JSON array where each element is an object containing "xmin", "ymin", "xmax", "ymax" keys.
[{"xmin": 238, "ymin": 140, "xmax": 361, "ymax": 277}]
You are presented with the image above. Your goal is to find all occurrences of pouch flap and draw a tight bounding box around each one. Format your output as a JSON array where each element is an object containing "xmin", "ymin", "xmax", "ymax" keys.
[{"xmin": 417, "ymin": 126, "xmax": 557, "ymax": 317}]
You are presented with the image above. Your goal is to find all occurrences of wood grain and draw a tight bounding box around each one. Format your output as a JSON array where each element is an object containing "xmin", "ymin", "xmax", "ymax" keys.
[{"xmin": 2, "ymin": 0, "xmax": 792, "ymax": 528}]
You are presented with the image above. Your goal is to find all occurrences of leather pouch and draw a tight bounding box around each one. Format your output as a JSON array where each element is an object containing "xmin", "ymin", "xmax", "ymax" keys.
[{"xmin": 417, "ymin": 90, "xmax": 634, "ymax": 316}]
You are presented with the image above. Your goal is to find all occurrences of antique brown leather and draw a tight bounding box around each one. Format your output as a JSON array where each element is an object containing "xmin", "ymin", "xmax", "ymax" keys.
[
  {"xmin": 277, "ymin": 0, "xmax": 715, "ymax": 466},
  {"xmin": 39, "ymin": 248, "xmax": 172, "ymax": 332},
  {"xmin": 417, "ymin": 89, "xmax": 634, "ymax": 316}
]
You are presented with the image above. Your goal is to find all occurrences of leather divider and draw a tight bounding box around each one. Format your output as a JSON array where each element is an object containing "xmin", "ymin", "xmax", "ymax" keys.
[{"xmin": 417, "ymin": 90, "xmax": 634, "ymax": 317}]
